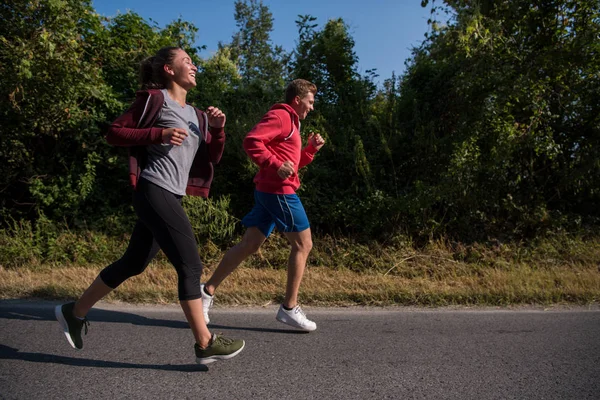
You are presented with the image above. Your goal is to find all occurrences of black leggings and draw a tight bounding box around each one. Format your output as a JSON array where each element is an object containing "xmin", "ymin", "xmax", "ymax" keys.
[{"xmin": 100, "ymin": 178, "xmax": 203, "ymax": 300}]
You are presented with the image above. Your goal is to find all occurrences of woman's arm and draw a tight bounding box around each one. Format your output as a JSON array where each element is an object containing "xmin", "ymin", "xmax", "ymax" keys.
[{"xmin": 106, "ymin": 92, "xmax": 163, "ymax": 146}]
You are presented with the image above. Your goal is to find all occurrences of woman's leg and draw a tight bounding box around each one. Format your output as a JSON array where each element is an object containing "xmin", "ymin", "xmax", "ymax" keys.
[
  {"xmin": 74, "ymin": 221, "xmax": 160, "ymax": 318},
  {"xmin": 133, "ymin": 180, "xmax": 212, "ymax": 347},
  {"xmin": 56, "ymin": 219, "xmax": 160, "ymax": 349},
  {"xmin": 73, "ymin": 276, "xmax": 113, "ymax": 319},
  {"xmin": 180, "ymin": 299, "xmax": 211, "ymax": 347}
]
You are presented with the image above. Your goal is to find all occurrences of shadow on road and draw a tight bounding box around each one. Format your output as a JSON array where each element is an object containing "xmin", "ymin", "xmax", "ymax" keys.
[
  {"xmin": 0, "ymin": 303, "xmax": 189, "ymax": 328},
  {"xmin": 0, "ymin": 344, "xmax": 208, "ymax": 372},
  {"xmin": 0, "ymin": 301, "xmax": 307, "ymax": 334},
  {"xmin": 208, "ymin": 323, "xmax": 307, "ymax": 334}
]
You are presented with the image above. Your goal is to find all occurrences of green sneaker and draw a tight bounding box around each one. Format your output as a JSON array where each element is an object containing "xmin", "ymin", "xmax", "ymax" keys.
[
  {"xmin": 55, "ymin": 302, "xmax": 89, "ymax": 350},
  {"xmin": 195, "ymin": 334, "xmax": 245, "ymax": 365}
]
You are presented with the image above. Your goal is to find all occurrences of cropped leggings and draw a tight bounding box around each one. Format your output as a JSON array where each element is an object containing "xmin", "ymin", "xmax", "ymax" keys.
[{"xmin": 100, "ymin": 178, "xmax": 203, "ymax": 300}]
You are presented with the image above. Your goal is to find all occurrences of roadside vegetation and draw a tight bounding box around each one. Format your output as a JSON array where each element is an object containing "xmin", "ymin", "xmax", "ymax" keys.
[
  {"xmin": 1, "ymin": 220, "xmax": 598, "ymax": 305},
  {"xmin": 1, "ymin": 1, "xmax": 598, "ymax": 306}
]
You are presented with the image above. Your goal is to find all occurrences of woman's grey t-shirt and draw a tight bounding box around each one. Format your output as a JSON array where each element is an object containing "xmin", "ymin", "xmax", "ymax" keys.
[{"xmin": 140, "ymin": 89, "xmax": 203, "ymax": 196}]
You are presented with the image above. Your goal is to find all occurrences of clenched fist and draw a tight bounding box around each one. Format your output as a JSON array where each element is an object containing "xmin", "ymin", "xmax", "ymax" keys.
[
  {"xmin": 308, "ymin": 133, "xmax": 325, "ymax": 150},
  {"xmin": 206, "ymin": 106, "xmax": 226, "ymax": 128},
  {"xmin": 162, "ymin": 127, "xmax": 188, "ymax": 146},
  {"xmin": 277, "ymin": 160, "xmax": 295, "ymax": 179}
]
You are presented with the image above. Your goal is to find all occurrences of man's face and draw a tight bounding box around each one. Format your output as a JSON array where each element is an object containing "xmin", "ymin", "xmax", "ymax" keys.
[{"xmin": 294, "ymin": 92, "xmax": 315, "ymax": 120}]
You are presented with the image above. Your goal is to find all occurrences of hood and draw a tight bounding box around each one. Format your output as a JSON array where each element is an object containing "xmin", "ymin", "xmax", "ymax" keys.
[{"xmin": 269, "ymin": 103, "xmax": 300, "ymax": 128}]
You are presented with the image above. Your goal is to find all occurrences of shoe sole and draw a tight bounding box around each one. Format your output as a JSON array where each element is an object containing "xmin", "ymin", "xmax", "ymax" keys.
[
  {"xmin": 55, "ymin": 305, "xmax": 79, "ymax": 350},
  {"xmin": 276, "ymin": 315, "xmax": 317, "ymax": 332},
  {"xmin": 195, "ymin": 341, "xmax": 245, "ymax": 365}
]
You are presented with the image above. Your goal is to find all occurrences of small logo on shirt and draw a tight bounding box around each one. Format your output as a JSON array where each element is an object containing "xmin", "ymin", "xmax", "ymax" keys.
[{"xmin": 189, "ymin": 122, "xmax": 201, "ymax": 139}]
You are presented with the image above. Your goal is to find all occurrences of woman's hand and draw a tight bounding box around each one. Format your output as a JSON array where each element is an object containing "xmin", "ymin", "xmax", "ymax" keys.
[
  {"xmin": 162, "ymin": 127, "xmax": 188, "ymax": 146},
  {"xmin": 207, "ymin": 106, "xmax": 226, "ymax": 128}
]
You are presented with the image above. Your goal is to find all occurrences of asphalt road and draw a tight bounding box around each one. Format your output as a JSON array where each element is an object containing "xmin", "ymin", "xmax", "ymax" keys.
[{"xmin": 0, "ymin": 300, "xmax": 598, "ymax": 399}]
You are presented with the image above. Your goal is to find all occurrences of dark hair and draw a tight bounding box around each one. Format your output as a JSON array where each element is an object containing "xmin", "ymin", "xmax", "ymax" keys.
[
  {"xmin": 285, "ymin": 79, "xmax": 317, "ymax": 104},
  {"xmin": 139, "ymin": 47, "xmax": 181, "ymax": 90}
]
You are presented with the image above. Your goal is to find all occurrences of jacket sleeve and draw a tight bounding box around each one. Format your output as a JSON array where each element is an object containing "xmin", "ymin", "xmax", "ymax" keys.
[
  {"xmin": 105, "ymin": 93, "xmax": 163, "ymax": 146},
  {"xmin": 206, "ymin": 126, "xmax": 226, "ymax": 164},
  {"xmin": 298, "ymin": 142, "xmax": 319, "ymax": 169},
  {"xmin": 243, "ymin": 113, "xmax": 285, "ymax": 171}
]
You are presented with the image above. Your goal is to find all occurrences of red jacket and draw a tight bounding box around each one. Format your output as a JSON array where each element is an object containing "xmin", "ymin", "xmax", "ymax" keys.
[
  {"xmin": 106, "ymin": 90, "xmax": 225, "ymax": 197},
  {"xmin": 243, "ymin": 103, "xmax": 318, "ymax": 194}
]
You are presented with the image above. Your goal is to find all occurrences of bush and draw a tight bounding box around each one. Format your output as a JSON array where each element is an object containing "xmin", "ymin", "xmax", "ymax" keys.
[{"xmin": 183, "ymin": 195, "xmax": 239, "ymax": 247}]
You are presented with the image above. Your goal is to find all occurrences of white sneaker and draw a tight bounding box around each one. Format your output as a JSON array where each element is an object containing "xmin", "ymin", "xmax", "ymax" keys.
[
  {"xmin": 276, "ymin": 304, "xmax": 317, "ymax": 332},
  {"xmin": 200, "ymin": 284, "xmax": 214, "ymax": 324}
]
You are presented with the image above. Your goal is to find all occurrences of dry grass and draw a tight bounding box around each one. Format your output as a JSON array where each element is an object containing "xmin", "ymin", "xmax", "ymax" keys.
[
  {"xmin": 1, "ymin": 231, "xmax": 598, "ymax": 306},
  {"xmin": 1, "ymin": 260, "xmax": 598, "ymax": 306}
]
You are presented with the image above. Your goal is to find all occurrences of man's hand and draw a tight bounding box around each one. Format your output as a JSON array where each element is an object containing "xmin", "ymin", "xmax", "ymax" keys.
[
  {"xmin": 206, "ymin": 106, "xmax": 226, "ymax": 128},
  {"xmin": 308, "ymin": 133, "xmax": 325, "ymax": 150},
  {"xmin": 277, "ymin": 161, "xmax": 295, "ymax": 179}
]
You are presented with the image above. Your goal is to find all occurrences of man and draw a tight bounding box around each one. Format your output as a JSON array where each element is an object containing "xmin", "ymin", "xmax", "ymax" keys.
[{"xmin": 201, "ymin": 79, "xmax": 325, "ymax": 331}]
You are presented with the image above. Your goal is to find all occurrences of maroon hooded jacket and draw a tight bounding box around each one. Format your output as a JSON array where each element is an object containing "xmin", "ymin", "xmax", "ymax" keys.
[{"xmin": 106, "ymin": 89, "xmax": 225, "ymax": 198}]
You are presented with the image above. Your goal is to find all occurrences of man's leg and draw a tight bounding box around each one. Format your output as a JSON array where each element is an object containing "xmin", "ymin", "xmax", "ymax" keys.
[
  {"xmin": 275, "ymin": 227, "xmax": 317, "ymax": 331},
  {"xmin": 204, "ymin": 227, "xmax": 267, "ymax": 295},
  {"xmin": 282, "ymin": 228, "xmax": 313, "ymax": 308}
]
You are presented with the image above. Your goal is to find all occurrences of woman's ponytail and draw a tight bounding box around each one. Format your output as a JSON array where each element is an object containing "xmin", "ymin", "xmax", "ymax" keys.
[{"xmin": 139, "ymin": 47, "xmax": 180, "ymax": 90}]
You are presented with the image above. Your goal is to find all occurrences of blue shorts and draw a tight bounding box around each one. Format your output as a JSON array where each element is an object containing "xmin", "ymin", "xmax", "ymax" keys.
[{"xmin": 241, "ymin": 190, "xmax": 310, "ymax": 238}]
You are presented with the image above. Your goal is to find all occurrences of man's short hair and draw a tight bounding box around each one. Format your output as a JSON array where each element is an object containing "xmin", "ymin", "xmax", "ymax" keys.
[{"xmin": 285, "ymin": 79, "xmax": 317, "ymax": 104}]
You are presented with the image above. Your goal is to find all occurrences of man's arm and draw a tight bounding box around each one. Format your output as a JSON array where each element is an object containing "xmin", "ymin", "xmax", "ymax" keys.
[
  {"xmin": 298, "ymin": 133, "xmax": 325, "ymax": 169},
  {"xmin": 243, "ymin": 113, "xmax": 285, "ymax": 171}
]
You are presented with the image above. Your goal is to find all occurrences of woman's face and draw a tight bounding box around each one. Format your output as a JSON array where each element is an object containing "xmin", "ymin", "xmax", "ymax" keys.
[{"xmin": 165, "ymin": 49, "xmax": 197, "ymax": 90}]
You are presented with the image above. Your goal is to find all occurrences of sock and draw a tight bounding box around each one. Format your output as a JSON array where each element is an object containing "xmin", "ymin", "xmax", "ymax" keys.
[
  {"xmin": 203, "ymin": 286, "xmax": 213, "ymax": 297},
  {"xmin": 283, "ymin": 304, "xmax": 294, "ymax": 311}
]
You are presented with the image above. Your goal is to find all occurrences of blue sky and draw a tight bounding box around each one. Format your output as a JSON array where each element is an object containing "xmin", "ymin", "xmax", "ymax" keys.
[{"xmin": 92, "ymin": 0, "xmax": 433, "ymax": 85}]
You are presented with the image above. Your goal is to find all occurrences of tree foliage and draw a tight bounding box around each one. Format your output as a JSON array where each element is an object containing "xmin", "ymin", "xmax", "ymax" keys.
[
  {"xmin": 396, "ymin": 0, "xmax": 600, "ymax": 238},
  {"xmin": 1, "ymin": 0, "xmax": 598, "ymax": 243}
]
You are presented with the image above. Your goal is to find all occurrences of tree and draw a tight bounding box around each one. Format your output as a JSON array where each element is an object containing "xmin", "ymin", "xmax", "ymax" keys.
[
  {"xmin": 290, "ymin": 16, "xmax": 386, "ymax": 237},
  {"xmin": 0, "ymin": 0, "xmax": 118, "ymax": 223},
  {"xmin": 395, "ymin": 0, "xmax": 600, "ymax": 237},
  {"xmin": 229, "ymin": 0, "xmax": 289, "ymax": 90},
  {"xmin": 0, "ymin": 0, "xmax": 204, "ymax": 227}
]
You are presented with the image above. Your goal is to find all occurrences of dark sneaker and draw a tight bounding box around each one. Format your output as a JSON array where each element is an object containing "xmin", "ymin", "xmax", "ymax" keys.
[
  {"xmin": 55, "ymin": 302, "xmax": 89, "ymax": 350},
  {"xmin": 195, "ymin": 334, "xmax": 245, "ymax": 365}
]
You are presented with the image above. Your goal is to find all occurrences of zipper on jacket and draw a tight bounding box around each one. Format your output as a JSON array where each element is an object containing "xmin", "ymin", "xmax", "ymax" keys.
[{"xmin": 137, "ymin": 93, "xmax": 153, "ymax": 128}]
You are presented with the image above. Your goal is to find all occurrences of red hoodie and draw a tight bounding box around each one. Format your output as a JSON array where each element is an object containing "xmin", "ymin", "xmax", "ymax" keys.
[{"xmin": 243, "ymin": 103, "xmax": 318, "ymax": 194}]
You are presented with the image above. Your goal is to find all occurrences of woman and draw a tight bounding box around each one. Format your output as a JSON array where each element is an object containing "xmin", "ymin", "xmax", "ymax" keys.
[{"xmin": 55, "ymin": 47, "xmax": 244, "ymax": 365}]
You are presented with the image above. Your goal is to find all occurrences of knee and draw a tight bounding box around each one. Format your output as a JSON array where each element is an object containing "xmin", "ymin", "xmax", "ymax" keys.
[
  {"xmin": 179, "ymin": 262, "xmax": 203, "ymax": 282},
  {"xmin": 239, "ymin": 235, "xmax": 263, "ymax": 255},
  {"xmin": 291, "ymin": 237, "xmax": 312, "ymax": 255},
  {"xmin": 100, "ymin": 259, "xmax": 148, "ymax": 288}
]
